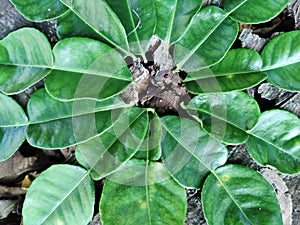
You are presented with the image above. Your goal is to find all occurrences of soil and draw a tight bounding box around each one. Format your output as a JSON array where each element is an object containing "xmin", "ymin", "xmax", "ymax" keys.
[{"xmin": 0, "ymin": 0, "xmax": 300, "ymax": 225}]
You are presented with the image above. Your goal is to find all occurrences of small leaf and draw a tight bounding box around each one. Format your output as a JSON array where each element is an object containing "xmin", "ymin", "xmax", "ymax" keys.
[
  {"xmin": 10, "ymin": 0, "xmax": 68, "ymax": 21},
  {"xmin": 107, "ymin": 0, "xmax": 156, "ymax": 55},
  {"xmin": 100, "ymin": 160, "xmax": 187, "ymax": 225},
  {"xmin": 261, "ymin": 31, "xmax": 300, "ymax": 92},
  {"xmin": 134, "ymin": 112, "xmax": 162, "ymax": 161},
  {"xmin": 224, "ymin": 0, "xmax": 290, "ymax": 24},
  {"xmin": 174, "ymin": 6, "xmax": 238, "ymax": 71},
  {"xmin": 0, "ymin": 28, "xmax": 53, "ymax": 94},
  {"xmin": 186, "ymin": 91, "xmax": 260, "ymax": 144},
  {"xmin": 0, "ymin": 93, "xmax": 28, "ymax": 161},
  {"xmin": 26, "ymin": 89, "xmax": 128, "ymax": 149},
  {"xmin": 75, "ymin": 107, "xmax": 149, "ymax": 180},
  {"xmin": 202, "ymin": 164, "xmax": 283, "ymax": 225},
  {"xmin": 59, "ymin": 0, "xmax": 129, "ymax": 53},
  {"xmin": 154, "ymin": 0, "xmax": 202, "ymax": 45},
  {"xmin": 185, "ymin": 48, "xmax": 266, "ymax": 93},
  {"xmin": 45, "ymin": 37, "xmax": 132, "ymax": 101},
  {"xmin": 161, "ymin": 116, "xmax": 227, "ymax": 188},
  {"xmin": 23, "ymin": 164, "xmax": 94, "ymax": 225},
  {"xmin": 247, "ymin": 110, "xmax": 300, "ymax": 174}
]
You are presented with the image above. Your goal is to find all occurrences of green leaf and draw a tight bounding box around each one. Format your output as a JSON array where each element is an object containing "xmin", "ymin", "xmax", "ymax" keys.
[
  {"xmin": 0, "ymin": 28, "xmax": 53, "ymax": 95},
  {"xmin": 10, "ymin": 0, "xmax": 68, "ymax": 21},
  {"xmin": 185, "ymin": 49, "xmax": 267, "ymax": 93},
  {"xmin": 174, "ymin": 6, "xmax": 238, "ymax": 71},
  {"xmin": 75, "ymin": 107, "xmax": 149, "ymax": 180},
  {"xmin": 202, "ymin": 164, "xmax": 283, "ymax": 225},
  {"xmin": 107, "ymin": 0, "xmax": 156, "ymax": 55},
  {"xmin": 261, "ymin": 31, "xmax": 300, "ymax": 92},
  {"xmin": 59, "ymin": 0, "xmax": 129, "ymax": 53},
  {"xmin": 57, "ymin": 11, "xmax": 100, "ymax": 40},
  {"xmin": 45, "ymin": 37, "xmax": 132, "ymax": 101},
  {"xmin": 23, "ymin": 164, "xmax": 94, "ymax": 225},
  {"xmin": 186, "ymin": 91, "xmax": 260, "ymax": 144},
  {"xmin": 134, "ymin": 112, "xmax": 162, "ymax": 161},
  {"xmin": 224, "ymin": 0, "xmax": 290, "ymax": 24},
  {"xmin": 154, "ymin": 0, "xmax": 202, "ymax": 45},
  {"xmin": 247, "ymin": 110, "xmax": 300, "ymax": 174},
  {"xmin": 26, "ymin": 89, "xmax": 128, "ymax": 149},
  {"xmin": 160, "ymin": 116, "xmax": 227, "ymax": 188},
  {"xmin": 100, "ymin": 160, "xmax": 187, "ymax": 225},
  {"xmin": 0, "ymin": 93, "xmax": 28, "ymax": 161}
]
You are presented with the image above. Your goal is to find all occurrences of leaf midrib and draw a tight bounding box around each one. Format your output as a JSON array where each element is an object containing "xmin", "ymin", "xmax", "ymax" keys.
[
  {"xmin": 166, "ymin": 0, "xmax": 178, "ymax": 46},
  {"xmin": 0, "ymin": 62, "xmax": 133, "ymax": 81}
]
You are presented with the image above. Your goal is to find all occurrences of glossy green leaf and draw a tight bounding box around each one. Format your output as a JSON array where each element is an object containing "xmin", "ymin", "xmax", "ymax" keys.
[
  {"xmin": 107, "ymin": 0, "xmax": 156, "ymax": 55},
  {"xmin": 185, "ymin": 49, "xmax": 267, "ymax": 93},
  {"xmin": 262, "ymin": 31, "xmax": 300, "ymax": 92},
  {"xmin": 100, "ymin": 160, "xmax": 187, "ymax": 225},
  {"xmin": 154, "ymin": 0, "xmax": 202, "ymax": 45},
  {"xmin": 247, "ymin": 110, "xmax": 300, "ymax": 174},
  {"xmin": 174, "ymin": 6, "xmax": 238, "ymax": 71},
  {"xmin": 10, "ymin": 0, "xmax": 68, "ymax": 21},
  {"xmin": 134, "ymin": 112, "xmax": 162, "ymax": 161},
  {"xmin": 202, "ymin": 164, "xmax": 283, "ymax": 225},
  {"xmin": 0, "ymin": 93, "xmax": 28, "ymax": 161},
  {"xmin": 224, "ymin": 0, "xmax": 290, "ymax": 24},
  {"xmin": 0, "ymin": 28, "xmax": 53, "ymax": 94},
  {"xmin": 75, "ymin": 107, "xmax": 149, "ymax": 180},
  {"xmin": 45, "ymin": 38, "xmax": 132, "ymax": 101},
  {"xmin": 23, "ymin": 164, "xmax": 94, "ymax": 225},
  {"xmin": 160, "ymin": 116, "xmax": 227, "ymax": 188},
  {"xmin": 186, "ymin": 91, "xmax": 260, "ymax": 144},
  {"xmin": 57, "ymin": 11, "xmax": 100, "ymax": 40},
  {"xmin": 59, "ymin": 0, "xmax": 129, "ymax": 53},
  {"xmin": 26, "ymin": 89, "xmax": 128, "ymax": 149}
]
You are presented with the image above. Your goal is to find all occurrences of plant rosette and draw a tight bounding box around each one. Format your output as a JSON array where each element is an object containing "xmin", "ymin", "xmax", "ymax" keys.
[{"xmin": 0, "ymin": 0, "xmax": 299, "ymax": 225}]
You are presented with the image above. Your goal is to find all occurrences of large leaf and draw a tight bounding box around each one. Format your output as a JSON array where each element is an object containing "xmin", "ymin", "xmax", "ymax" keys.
[
  {"xmin": 23, "ymin": 164, "xmax": 94, "ymax": 225},
  {"xmin": 224, "ymin": 0, "xmax": 290, "ymax": 24},
  {"xmin": 247, "ymin": 110, "xmax": 300, "ymax": 174},
  {"xmin": 185, "ymin": 91, "xmax": 260, "ymax": 144},
  {"xmin": 107, "ymin": 0, "xmax": 156, "ymax": 55},
  {"xmin": 261, "ymin": 31, "xmax": 300, "ymax": 92},
  {"xmin": 0, "ymin": 93, "xmax": 28, "ymax": 162},
  {"xmin": 10, "ymin": 0, "xmax": 68, "ymax": 21},
  {"xmin": 174, "ymin": 6, "xmax": 238, "ymax": 71},
  {"xmin": 26, "ymin": 89, "xmax": 128, "ymax": 149},
  {"xmin": 185, "ymin": 49, "xmax": 267, "ymax": 93},
  {"xmin": 45, "ymin": 37, "xmax": 132, "ymax": 101},
  {"xmin": 202, "ymin": 164, "xmax": 283, "ymax": 225},
  {"xmin": 154, "ymin": 0, "xmax": 202, "ymax": 45},
  {"xmin": 100, "ymin": 160, "xmax": 187, "ymax": 225},
  {"xmin": 0, "ymin": 28, "xmax": 53, "ymax": 94},
  {"xmin": 160, "ymin": 116, "xmax": 227, "ymax": 188},
  {"xmin": 75, "ymin": 107, "xmax": 149, "ymax": 180},
  {"xmin": 59, "ymin": 0, "xmax": 129, "ymax": 53}
]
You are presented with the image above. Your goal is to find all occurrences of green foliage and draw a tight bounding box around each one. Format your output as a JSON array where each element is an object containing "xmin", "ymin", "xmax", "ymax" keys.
[{"xmin": 0, "ymin": 0, "xmax": 299, "ymax": 224}]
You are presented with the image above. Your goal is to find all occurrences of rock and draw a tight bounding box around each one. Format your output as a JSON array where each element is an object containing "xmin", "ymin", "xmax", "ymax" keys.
[{"xmin": 239, "ymin": 29, "xmax": 269, "ymax": 52}]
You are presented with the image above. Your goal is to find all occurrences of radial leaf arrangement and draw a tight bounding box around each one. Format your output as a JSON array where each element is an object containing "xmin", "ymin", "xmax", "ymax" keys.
[{"xmin": 0, "ymin": 0, "xmax": 299, "ymax": 225}]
